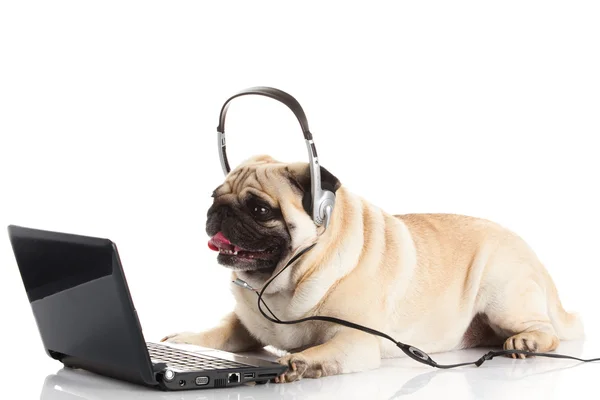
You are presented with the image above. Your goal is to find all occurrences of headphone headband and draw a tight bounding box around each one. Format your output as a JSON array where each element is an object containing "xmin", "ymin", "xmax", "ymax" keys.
[
  {"xmin": 217, "ymin": 86, "xmax": 313, "ymax": 141},
  {"xmin": 215, "ymin": 86, "xmax": 335, "ymax": 229}
]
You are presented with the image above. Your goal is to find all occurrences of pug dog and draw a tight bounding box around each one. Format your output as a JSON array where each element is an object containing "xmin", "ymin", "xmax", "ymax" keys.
[{"xmin": 162, "ymin": 154, "xmax": 583, "ymax": 382}]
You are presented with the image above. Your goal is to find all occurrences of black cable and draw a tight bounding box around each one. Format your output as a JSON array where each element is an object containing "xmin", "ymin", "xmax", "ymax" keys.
[
  {"xmin": 233, "ymin": 279, "xmax": 281, "ymax": 322},
  {"xmin": 257, "ymin": 294, "xmax": 281, "ymax": 322},
  {"xmin": 249, "ymin": 244, "xmax": 600, "ymax": 369}
]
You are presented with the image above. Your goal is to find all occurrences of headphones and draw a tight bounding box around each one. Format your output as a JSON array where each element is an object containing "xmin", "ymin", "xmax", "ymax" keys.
[{"xmin": 216, "ymin": 86, "xmax": 336, "ymax": 229}]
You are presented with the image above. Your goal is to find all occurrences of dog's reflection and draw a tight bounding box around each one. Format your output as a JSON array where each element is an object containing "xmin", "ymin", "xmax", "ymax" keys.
[{"xmin": 40, "ymin": 341, "xmax": 594, "ymax": 400}]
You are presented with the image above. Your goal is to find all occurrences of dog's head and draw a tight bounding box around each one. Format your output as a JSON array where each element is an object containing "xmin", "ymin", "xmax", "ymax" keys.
[{"xmin": 205, "ymin": 155, "xmax": 341, "ymax": 275}]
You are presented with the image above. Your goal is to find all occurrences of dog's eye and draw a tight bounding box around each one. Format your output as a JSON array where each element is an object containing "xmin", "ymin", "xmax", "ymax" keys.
[
  {"xmin": 251, "ymin": 205, "xmax": 271, "ymax": 219},
  {"xmin": 247, "ymin": 199, "xmax": 273, "ymax": 220},
  {"xmin": 253, "ymin": 206, "xmax": 268, "ymax": 215}
]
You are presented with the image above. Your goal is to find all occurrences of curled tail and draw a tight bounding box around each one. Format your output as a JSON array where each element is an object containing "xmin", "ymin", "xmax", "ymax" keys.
[{"xmin": 544, "ymin": 270, "xmax": 584, "ymax": 340}]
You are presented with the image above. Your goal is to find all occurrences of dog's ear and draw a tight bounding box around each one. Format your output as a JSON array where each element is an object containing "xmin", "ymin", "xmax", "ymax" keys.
[{"xmin": 286, "ymin": 163, "xmax": 341, "ymax": 216}]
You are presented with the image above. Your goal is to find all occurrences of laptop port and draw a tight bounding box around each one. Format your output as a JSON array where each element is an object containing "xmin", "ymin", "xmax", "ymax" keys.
[
  {"xmin": 195, "ymin": 376, "xmax": 209, "ymax": 386},
  {"xmin": 243, "ymin": 372, "xmax": 255, "ymax": 379},
  {"xmin": 258, "ymin": 373, "xmax": 278, "ymax": 378},
  {"xmin": 178, "ymin": 380, "xmax": 186, "ymax": 387},
  {"xmin": 227, "ymin": 372, "xmax": 240, "ymax": 384}
]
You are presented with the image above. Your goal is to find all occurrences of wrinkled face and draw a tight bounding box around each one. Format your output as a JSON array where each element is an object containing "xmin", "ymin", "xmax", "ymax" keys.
[{"xmin": 205, "ymin": 155, "xmax": 340, "ymax": 275}]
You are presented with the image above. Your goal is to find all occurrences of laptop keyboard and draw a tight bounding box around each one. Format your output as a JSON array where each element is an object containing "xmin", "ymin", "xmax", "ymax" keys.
[{"xmin": 147, "ymin": 342, "xmax": 252, "ymax": 371}]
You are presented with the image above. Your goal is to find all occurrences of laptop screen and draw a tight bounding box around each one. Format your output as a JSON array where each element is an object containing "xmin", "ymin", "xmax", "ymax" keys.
[{"xmin": 8, "ymin": 225, "xmax": 156, "ymax": 386}]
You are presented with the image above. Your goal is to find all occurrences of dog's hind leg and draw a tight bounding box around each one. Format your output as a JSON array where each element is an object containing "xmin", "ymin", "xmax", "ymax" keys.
[{"xmin": 484, "ymin": 278, "xmax": 560, "ymax": 359}]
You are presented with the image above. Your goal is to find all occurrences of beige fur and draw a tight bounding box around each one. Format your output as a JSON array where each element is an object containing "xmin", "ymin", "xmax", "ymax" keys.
[{"xmin": 162, "ymin": 155, "xmax": 583, "ymax": 382}]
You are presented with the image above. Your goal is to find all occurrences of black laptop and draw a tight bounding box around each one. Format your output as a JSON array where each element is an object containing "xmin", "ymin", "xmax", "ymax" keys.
[{"xmin": 7, "ymin": 225, "xmax": 286, "ymax": 391}]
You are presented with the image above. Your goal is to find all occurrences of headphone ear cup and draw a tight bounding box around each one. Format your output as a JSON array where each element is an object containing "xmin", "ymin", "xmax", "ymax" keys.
[{"xmin": 302, "ymin": 192, "xmax": 313, "ymax": 216}]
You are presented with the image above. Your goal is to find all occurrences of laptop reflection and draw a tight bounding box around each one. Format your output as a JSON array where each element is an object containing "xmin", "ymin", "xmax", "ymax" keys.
[{"xmin": 40, "ymin": 368, "xmax": 281, "ymax": 400}]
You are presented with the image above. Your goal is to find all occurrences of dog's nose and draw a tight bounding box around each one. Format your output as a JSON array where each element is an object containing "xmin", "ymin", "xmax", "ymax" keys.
[
  {"xmin": 220, "ymin": 205, "xmax": 233, "ymax": 218},
  {"xmin": 207, "ymin": 202, "xmax": 232, "ymax": 217},
  {"xmin": 206, "ymin": 203, "xmax": 236, "ymax": 234}
]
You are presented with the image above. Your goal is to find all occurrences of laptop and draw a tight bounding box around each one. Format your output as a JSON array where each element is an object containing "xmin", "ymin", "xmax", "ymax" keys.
[{"xmin": 7, "ymin": 225, "xmax": 287, "ymax": 391}]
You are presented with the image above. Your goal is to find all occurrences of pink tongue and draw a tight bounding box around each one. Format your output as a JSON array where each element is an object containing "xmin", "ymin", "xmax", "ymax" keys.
[{"xmin": 208, "ymin": 232, "xmax": 244, "ymax": 252}]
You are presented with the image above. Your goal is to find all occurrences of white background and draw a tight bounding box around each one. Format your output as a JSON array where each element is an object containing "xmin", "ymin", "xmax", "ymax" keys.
[{"xmin": 1, "ymin": 1, "xmax": 599, "ymax": 399}]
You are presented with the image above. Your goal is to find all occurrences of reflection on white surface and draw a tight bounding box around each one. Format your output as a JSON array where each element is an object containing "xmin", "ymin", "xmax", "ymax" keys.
[{"xmin": 39, "ymin": 340, "xmax": 600, "ymax": 400}]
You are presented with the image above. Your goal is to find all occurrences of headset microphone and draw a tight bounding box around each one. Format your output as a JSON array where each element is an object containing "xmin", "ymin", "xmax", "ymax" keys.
[
  {"xmin": 218, "ymin": 87, "xmax": 600, "ymax": 371},
  {"xmin": 216, "ymin": 86, "xmax": 336, "ymax": 229}
]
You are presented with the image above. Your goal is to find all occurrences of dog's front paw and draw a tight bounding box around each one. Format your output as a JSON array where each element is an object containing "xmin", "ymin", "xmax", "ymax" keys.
[
  {"xmin": 274, "ymin": 353, "xmax": 341, "ymax": 383},
  {"xmin": 160, "ymin": 332, "xmax": 206, "ymax": 346}
]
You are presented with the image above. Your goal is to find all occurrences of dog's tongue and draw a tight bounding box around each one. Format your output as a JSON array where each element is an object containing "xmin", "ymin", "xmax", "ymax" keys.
[{"xmin": 208, "ymin": 232, "xmax": 243, "ymax": 252}]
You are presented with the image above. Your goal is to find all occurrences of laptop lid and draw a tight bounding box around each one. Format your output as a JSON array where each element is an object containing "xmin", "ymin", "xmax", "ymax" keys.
[{"xmin": 7, "ymin": 225, "xmax": 158, "ymax": 387}]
